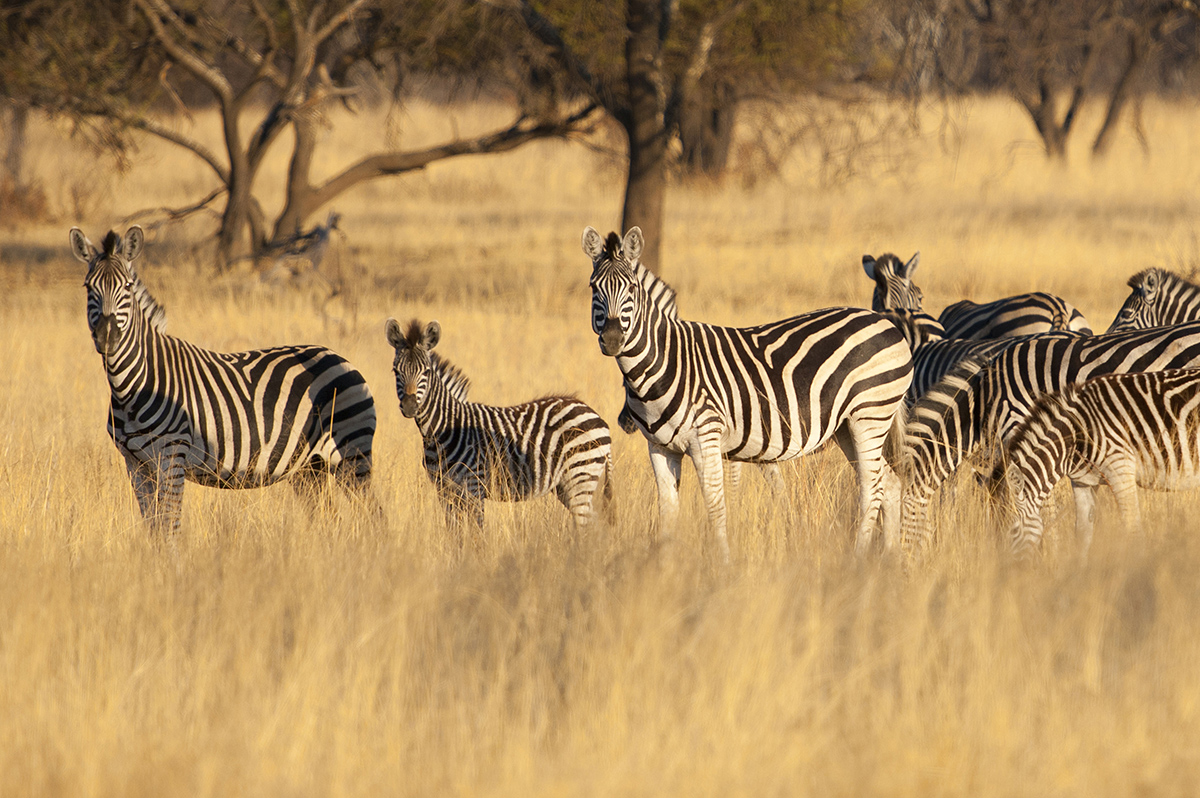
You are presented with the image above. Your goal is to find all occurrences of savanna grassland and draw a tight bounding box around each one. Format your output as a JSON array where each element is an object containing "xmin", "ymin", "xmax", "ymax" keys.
[{"xmin": 3, "ymin": 96, "xmax": 1200, "ymax": 796}]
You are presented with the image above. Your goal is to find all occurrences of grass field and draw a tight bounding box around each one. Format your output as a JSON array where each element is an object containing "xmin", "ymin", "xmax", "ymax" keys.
[{"xmin": 3, "ymin": 95, "xmax": 1200, "ymax": 796}]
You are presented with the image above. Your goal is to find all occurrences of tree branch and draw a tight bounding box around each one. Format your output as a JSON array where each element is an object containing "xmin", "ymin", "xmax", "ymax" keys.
[
  {"xmin": 118, "ymin": 113, "xmax": 230, "ymax": 184},
  {"xmin": 303, "ymin": 104, "xmax": 600, "ymax": 220},
  {"xmin": 134, "ymin": 0, "xmax": 233, "ymax": 104},
  {"xmin": 315, "ymin": 0, "xmax": 370, "ymax": 45}
]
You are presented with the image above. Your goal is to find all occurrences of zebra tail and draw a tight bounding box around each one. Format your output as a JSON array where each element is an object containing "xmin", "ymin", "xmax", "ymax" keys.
[
  {"xmin": 884, "ymin": 405, "xmax": 908, "ymax": 472},
  {"xmin": 601, "ymin": 452, "xmax": 616, "ymax": 524}
]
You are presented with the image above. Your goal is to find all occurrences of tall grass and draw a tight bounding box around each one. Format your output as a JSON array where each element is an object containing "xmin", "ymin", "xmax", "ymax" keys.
[{"xmin": 2, "ymin": 95, "xmax": 1200, "ymax": 796}]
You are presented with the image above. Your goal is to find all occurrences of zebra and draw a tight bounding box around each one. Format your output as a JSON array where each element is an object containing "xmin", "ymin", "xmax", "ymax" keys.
[
  {"xmin": 71, "ymin": 226, "xmax": 376, "ymax": 540},
  {"xmin": 861, "ymin": 252, "xmax": 1092, "ymax": 339},
  {"xmin": 998, "ymin": 369, "xmax": 1200, "ymax": 560},
  {"xmin": 901, "ymin": 322, "xmax": 1200, "ymax": 555},
  {"xmin": 1107, "ymin": 268, "xmax": 1200, "ymax": 332},
  {"xmin": 937, "ymin": 292, "xmax": 1092, "ymax": 339},
  {"xmin": 863, "ymin": 252, "xmax": 923, "ymax": 312},
  {"xmin": 385, "ymin": 318, "xmax": 613, "ymax": 536},
  {"xmin": 880, "ymin": 309, "xmax": 1029, "ymax": 404},
  {"xmin": 585, "ymin": 226, "xmax": 913, "ymax": 561}
]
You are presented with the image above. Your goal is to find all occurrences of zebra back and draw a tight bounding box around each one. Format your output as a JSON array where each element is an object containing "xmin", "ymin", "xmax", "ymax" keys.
[
  {"xmin": 938, "ymin": 292, "xmax": 1093, "ymax": 339},
  {"xmin": 1107, "ymin": 268, "xmax": 1200, "ymax": 332},
  {"xmin": 863, "ymin": 252, "xmax": 922, "ymax": 312}
]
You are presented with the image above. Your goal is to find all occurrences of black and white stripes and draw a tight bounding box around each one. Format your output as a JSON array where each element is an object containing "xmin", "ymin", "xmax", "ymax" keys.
[
  {"xmin": 1000, "ymin": 369, "xmax": 1200, "ymax": 559},
  {"xmin": 385, "ymin": 318, "xmax": 612, "ymax": 534},
  {"xmin": 71, "ymin": 226, "xmax": 376, "ymax": 538},
  {"xmin": 1107, "ymin": 269, "xmax": 1200, "ymax": 332},
  {"xmin": 586, "ymin": 226, "xmax": 913, "ymax": 559}
]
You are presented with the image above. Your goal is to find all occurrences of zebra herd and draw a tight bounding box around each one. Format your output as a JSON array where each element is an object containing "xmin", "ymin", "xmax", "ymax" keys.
[{"xmin": 70, "ymin": 225, "xmax": 1200, "ymax": 562}]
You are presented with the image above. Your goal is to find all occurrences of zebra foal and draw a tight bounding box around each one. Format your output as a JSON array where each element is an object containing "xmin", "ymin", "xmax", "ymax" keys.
[
  {"xmin": 385, "ymin": 318, "xmax": 612, "ymax": 536},
  {"xmin": 71, "ymin": 226, "xmax": 376, "ymax": 540},
  {"xmin": 999, "ymin": 369, "xmax": 1200, "ymax": 559},
  {"xmin": 586, "ymin": 227, "xmax": 913, "ymax": 560}
]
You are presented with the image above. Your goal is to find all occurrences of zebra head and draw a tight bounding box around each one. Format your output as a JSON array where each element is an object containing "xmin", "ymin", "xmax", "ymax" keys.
[
  {"xmin": 863, "ymin": 252, "xmax": 922, "ymax": 312},
  {"xmin": 385, "ymin": 318, "xmax": 441, "ymax": 418},
  {"xmin": 583, "ymin": 226, "xmax": 645, "ymax": 357},
  {"xmin": 1108, "ymin": 268, "xmax": 1164, "ymax": 332},
  {"xmin": 70, "ymin": 226, "xmax": 145, "ymax": 356}
]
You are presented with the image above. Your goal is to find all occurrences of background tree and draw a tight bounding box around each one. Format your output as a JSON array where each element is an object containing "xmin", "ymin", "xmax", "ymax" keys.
[
  {"xmin": 0, "ymin": 0, "xmax": 598, "ymax": 267},
  {"xmin": 492, "ymin": 0, "xmax": 865, "ymax": 270}
]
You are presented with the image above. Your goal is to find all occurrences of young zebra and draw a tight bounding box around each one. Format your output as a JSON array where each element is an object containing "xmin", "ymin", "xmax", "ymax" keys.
[
  {"xmin": 71, "ymin": 226, "xmax": 376, "ymax": 539},
  {"xmin": 999, "ymin": 369, "xmax": 1200, "ymax": 560},
  {"xmin": 863, "ymin": 252, "xmax": 923, "ymax": 312},
  {"xmin": 586, "ymin": 226, "xmax": 913, "ymax": 561},
  {"xmin": 901, "ymin": 321, "xmax": 1200, "ymax": 555},
  {"xmin": 385, "ymin": 318, "xmax": 613, "ymax": 535},
  {"xmin": 1107, "ymin": 268, "xmax": 1200, "ymax": 332}
]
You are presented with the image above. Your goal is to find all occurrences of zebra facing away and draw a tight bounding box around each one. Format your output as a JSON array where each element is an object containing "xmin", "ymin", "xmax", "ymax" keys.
[
  {"xmin": 998, "ymin": 370, "xmax": 1200, "ymax": 560},
  {"xmin": 863, "ymin": 252, "xmax": 922, "ymax": 312},
  {"xmin": 1107, "ymin": 268, "xmax": 1200, "ymax": 332},
  {"xmin": 71, "ymin": 226, "xmax": 376, "ymax": 540},
  {"xmin": 385, "ymin": 318, "xmax": 613, "ymax": 537},
  {"xmin": 584, "ymin": 226, "xmax": 913, "ymax": 561}
]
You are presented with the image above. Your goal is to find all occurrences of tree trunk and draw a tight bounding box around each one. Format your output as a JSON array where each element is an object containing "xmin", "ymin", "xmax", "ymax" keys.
[
  {"xmin": 273, "ymin": 113, "xmax": 320, "ymax": 243},
  {"xmin": 1092, "ymin": 31, "xmax": 1144, "ymax": 159},
  {"xmin": 680, "ymin": 81, "xmax": 736, "ymax": 176},
  {"xmin": 1023, "ymin": 91, "xmax": 1069, "ymax": 160},
  {"xmin": 3, "ymin": 104, "xmax": 28, "ymax": 187},
  {"xmin": 620, "ymin": 0, "xmax": 668, "ymax": 271}
]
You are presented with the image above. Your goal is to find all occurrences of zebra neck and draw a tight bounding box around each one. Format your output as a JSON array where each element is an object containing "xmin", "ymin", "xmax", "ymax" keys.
[
  {"xmin": 413, "ymin": 374, "xmax": 467, "ymax": 439},
  {"xmin": 614, "ymin": 305, "xmax": 681, "ymax": 400},
  {"xmin": 103, "ymin": 314, "xmax": 159, "ymax": 402},
  {"xmin": 910, "ymin": 371, "xmax": 999, "ymax": 499}
]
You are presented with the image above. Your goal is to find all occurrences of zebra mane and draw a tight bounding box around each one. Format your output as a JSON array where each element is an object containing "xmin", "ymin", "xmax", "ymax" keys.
[
  {"xmin": 603, "ymin": 232, "xmax": 622, "ymax": 258},
  {"xmin": 1128, "ymin": 267, "xmax": 1193, "ymax": 291},
  {"xmin": 906, "ymin": 354, "xmax": 992, "ymax": 448},
  {"xmin": 430, "ymin": 353, "xmax": 470, "ymax": 401}
]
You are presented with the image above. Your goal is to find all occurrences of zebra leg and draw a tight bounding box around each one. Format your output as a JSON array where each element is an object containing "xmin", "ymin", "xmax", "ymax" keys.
[
  {"xmin": 124, "ymin": 446, "xmax": 186, "ymax": 548},
  {"xmin": 1070, "ymin": 480, "xmax": 1099, "ymax": 562},
  {"xmin": 726, "ymin": 461, "xmax": 744, "ymax": 494},
  {"xmin": 833, "ymin": 420, "xmax": 890, "ymax": 557},
  {"xmin": 648, "ymin": 442, "xmax": 683, "ymax": 536},
  {"xmin": 762, "ymin": 463, "xmax": 787, "ymax": 501},
  {"xmin": 557, "ymin": 464, "xmax": 604, "ymax": 528},
  {"xmin": 686, "ymin": 429, "xmax": 730, "ymax": 564}
]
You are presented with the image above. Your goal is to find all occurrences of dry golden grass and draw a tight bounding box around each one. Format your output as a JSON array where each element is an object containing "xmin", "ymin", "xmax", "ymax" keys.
[{"xmin": 3, "ymin": 95, "xmax": 1200, "ymax": 796}]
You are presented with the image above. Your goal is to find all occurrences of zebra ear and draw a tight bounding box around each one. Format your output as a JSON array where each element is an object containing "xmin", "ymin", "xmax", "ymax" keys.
[
  {"xmin": 623, "ymin": 227, "xmax": 644, "ymax": 261},
  {"xmin": 903, "ymin": 251, "xmax": 920, "ymax": 276},
  {"xmin": 123, "ymin": 226, "xmax": 145, "ymax": 263},
  {"xmin": 69, "ymin": 227, "xmax": 95, "ymax": 264},
  {"xmin": 1143, "ymin": 270, "xmax": 1160, "ymax": 295},
  {"xmin": 384, "ymin": 318, "xmax": 405, "ymax": 349},
  {"xmin": 582, "ymin": 226, "xmax": 605, "ymax": 261},
  {"xmin": 862, "ymin": 255, "xmax": 876, "ymax": 280},
  {"xmin": 423, "ymin": 321, "xmax": 441, "ymax": 351}
]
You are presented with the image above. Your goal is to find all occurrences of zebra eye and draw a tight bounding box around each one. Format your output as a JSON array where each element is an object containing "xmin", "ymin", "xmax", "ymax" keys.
[{"xmin": 124, "ymin": 279, "xmax": 135, "ymax": 290}]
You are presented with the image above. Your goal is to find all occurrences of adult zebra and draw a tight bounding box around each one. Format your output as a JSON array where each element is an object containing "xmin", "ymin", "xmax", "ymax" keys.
[
  {"xmin": 998, "ymin": 369, "xmax": 1200, "ymax": 559},
  {"xmin": 585, "ymin": 226, "xmax": 913, "ymax": 560},
  {"xmin": 1107, "ymin": 269, "xmax": 1200, "ymax": 332},
  {"xmin": 862, "ymin": 252, "xmax": 1092, "ymax": 339},
  {"xmin": 72, "ymin": 226, "xmax": 376, "ymax": 539},
  {"xmin": 385, "ymin": 318, "xmax": 612, "ymax": 537},
  {"xmin": 901, "ymin": 322, "xmax": 1200, "ymax": 555}
]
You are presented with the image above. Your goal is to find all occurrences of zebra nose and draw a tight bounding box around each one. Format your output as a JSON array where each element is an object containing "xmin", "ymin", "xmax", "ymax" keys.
[
  {"xmin": 93, "ymin": 313, "xmax": 119, "ymax": 354},
  {"xmin": 599, "ymin": 317, "xmax": 624, "ymax": 356},
  {"xmin": 400, "ymin": 391, "xmax": 418, "ymax": 418}
]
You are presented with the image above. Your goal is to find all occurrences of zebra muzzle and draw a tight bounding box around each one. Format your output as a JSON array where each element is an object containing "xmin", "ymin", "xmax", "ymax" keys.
[
  {"xmin": 92, "ymin": 313, "xmax": 120, "ymax": 355},
  {"xmin": 400, "ymin": 392, "xmax": 418, "ymax": 418},
  {"xmin": 599, "ymin": 318, "xmax": 624, "ymax": 356}
]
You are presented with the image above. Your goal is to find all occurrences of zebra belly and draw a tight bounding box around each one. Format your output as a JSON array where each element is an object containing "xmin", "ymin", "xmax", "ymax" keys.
[{"xmin": 1132, "ymin": 454, "xmax": 1200, "ymax": 492}]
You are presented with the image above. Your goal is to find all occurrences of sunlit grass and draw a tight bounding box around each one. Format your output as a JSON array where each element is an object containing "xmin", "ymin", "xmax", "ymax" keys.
[{"xmin": 3, "ymin": 94, "xmax": 1200, "ymax": 795}]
